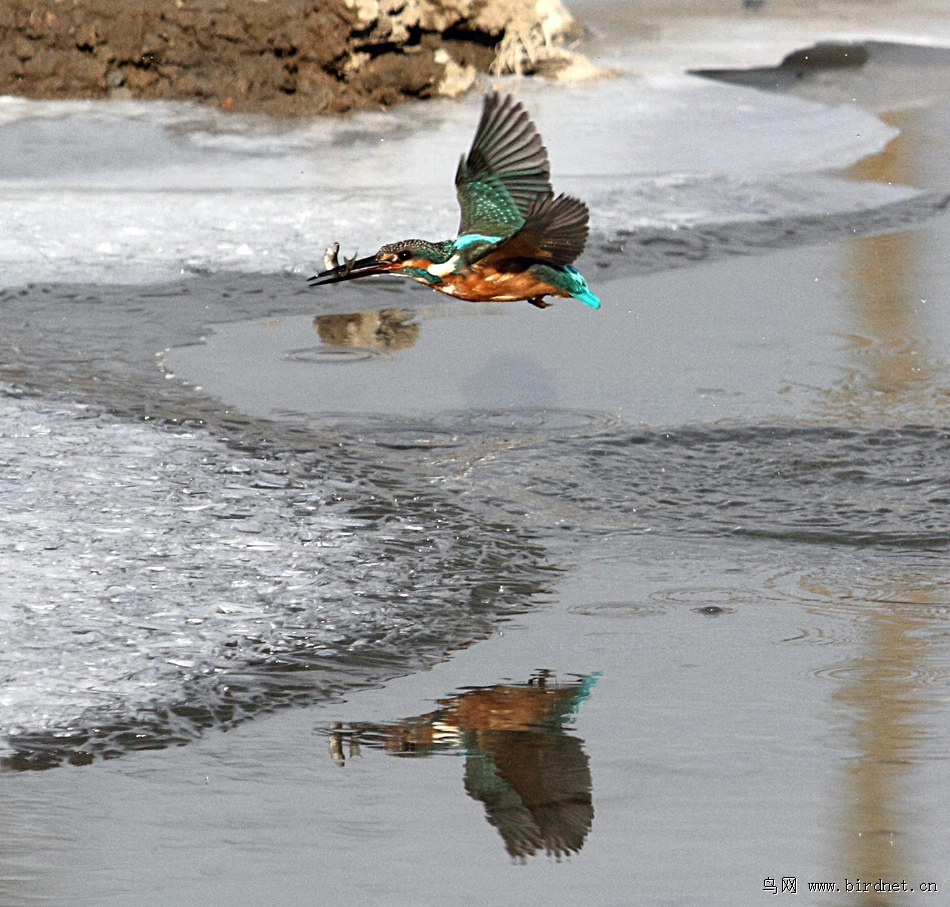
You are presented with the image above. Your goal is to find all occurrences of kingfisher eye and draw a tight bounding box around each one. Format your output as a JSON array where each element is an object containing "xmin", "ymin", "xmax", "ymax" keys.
[{"xmin": 396, "ymin": 250, "xmax": 412, "ymax": 261}]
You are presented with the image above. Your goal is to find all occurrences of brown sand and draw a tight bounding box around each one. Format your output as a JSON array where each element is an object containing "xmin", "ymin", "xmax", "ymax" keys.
[{"xmin": 0, "ymin": 0, "xmax": 585, "ymax": 115}]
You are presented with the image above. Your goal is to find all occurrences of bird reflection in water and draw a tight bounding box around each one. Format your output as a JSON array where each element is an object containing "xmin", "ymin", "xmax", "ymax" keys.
[
  {"xmin": 327, "ymin": 670, "xmax": 598, "ymax": 860},
  {"xmin": 313, "ymin": 309, "xmax": 419, "ymax": 351}
]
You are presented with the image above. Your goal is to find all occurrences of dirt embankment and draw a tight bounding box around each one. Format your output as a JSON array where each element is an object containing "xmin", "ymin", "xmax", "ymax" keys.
[{"xmin": 0, "ymin": 0, "xmax": 588, "ymax": 115}]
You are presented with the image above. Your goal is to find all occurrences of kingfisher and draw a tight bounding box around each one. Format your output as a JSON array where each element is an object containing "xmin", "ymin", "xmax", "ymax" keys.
[{"xmin": 309, "ymin": 92, "xmax": 600, "ymax": 310}]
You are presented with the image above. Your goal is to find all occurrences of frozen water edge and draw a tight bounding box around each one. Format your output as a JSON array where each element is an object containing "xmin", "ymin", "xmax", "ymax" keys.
[
  {"xmin": 0, "ymin": 396, "xmax": 357, "ymax": 742},
  {"xmin": 0, "ymin": 71, "xmax": 909, "ymax": 289},
  {"xmin": 0, "ymin": 394, "xmax": 551, "ymax": 760}
]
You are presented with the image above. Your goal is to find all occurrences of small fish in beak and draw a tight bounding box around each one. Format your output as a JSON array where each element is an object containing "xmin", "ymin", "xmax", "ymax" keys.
[
  {"xmin": 323, "ymin": 242, "xmax": 341, "ymax": 272},
  {"xmin": 308, "ymin": 249, "xmax": 396, "ymax": 287}
]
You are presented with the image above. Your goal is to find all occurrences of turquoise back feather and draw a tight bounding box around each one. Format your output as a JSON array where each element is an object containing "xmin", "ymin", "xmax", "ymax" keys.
[{"xmin": 531, "ymin": 263, "xmax": 601, "ymax": 309}]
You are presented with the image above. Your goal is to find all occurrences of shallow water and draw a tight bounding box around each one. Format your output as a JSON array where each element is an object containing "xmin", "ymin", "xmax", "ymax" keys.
[{"xmin": 4, "ymin": 5, "xmax": 950, "ymax": 905}]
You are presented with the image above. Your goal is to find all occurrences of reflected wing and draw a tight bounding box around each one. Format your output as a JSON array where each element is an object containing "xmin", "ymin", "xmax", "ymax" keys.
[{"xmin": 455, "ymin": 93, "xmax": 553, "ymax": 240}]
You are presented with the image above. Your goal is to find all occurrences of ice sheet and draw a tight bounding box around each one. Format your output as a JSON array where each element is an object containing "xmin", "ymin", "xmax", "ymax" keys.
[{"xmin": 0, "ymin": 69, "xmax": 907, "ymax": 288}]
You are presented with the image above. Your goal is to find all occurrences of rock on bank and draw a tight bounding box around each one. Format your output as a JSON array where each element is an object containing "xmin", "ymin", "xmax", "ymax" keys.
[{"xmin": 0, "ymin": 0, "xmax": 589, "ymax": 114}]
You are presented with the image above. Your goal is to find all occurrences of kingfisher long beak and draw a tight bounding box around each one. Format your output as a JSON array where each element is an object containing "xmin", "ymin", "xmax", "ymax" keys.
[{"xmin": 308, "ymin": 253, "xmax": 396, "ymax": 287}]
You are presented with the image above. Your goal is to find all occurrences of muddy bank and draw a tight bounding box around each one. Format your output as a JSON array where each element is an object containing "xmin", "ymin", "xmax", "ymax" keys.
[{"xmin": 0, "ymin": 0, "xmax": 589, "ymax": 115}]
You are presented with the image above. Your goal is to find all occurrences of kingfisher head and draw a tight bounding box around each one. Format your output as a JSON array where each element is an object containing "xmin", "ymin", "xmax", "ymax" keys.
[{"xmin": 309, "ymin": 239, "xmax": 453, "ymax": 289}]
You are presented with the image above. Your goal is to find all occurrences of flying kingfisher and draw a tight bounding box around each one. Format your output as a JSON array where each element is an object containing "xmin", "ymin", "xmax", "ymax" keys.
[{"xmin": 309, "ymin": 92, "xmax": 600, "ymax": 310}]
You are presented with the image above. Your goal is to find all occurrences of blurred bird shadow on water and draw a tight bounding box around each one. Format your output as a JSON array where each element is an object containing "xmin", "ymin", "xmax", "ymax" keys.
[{"xmin": 323, "ymin": 670, "xmax": 598, "ymax": 861}]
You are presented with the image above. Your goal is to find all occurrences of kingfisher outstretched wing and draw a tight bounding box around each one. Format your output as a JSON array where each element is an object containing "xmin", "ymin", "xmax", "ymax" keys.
[
  {"xmin": 310, "ymin": 91, "xmax": 600, "ymax": 310},
  {"xmin": 495, "ymin": 191, "xmax": 591, "ymax": 266},
  {"xmin": 454, "ymin": 92, "xmax": 553, "ymax": 241}
]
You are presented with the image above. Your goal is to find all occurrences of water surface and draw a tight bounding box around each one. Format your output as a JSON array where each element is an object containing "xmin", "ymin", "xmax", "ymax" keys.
[{"xmin": 3, "ymin": 8, "xmax": 950, "ymax": 905}]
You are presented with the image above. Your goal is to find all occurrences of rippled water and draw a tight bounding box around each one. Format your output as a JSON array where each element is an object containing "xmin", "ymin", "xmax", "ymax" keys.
[{"xmin": 4, "ymin": 367, "xmax": 950, "ymax": 768}]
